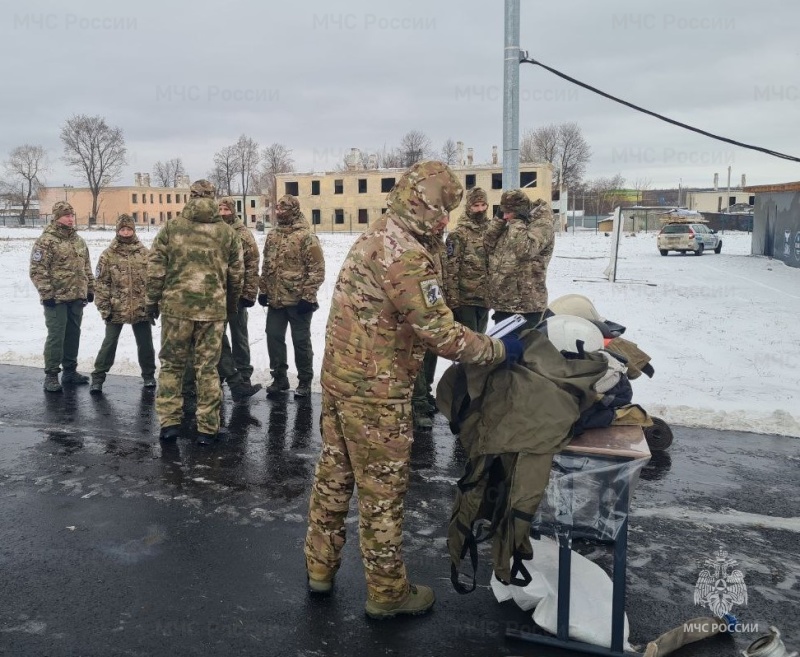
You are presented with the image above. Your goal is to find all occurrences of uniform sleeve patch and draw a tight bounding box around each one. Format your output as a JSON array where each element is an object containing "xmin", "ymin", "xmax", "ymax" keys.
[
  {"xmin": 32, "ymin": 248, "xmax": 43, "ymax": 262},
  {"xmin": 420, "ymin": 279, "xmax": 444, "ymax": 308},
  {"xmin": 446, "ymin": 240, "xmax": 455, "ymax": 257},
  {"xmin": 95, "ymin": 264, "xmax": 102, "ymax": 278}
]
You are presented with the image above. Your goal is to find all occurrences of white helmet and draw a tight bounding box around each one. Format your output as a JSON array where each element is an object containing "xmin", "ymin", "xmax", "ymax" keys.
[
  {"xmin": 541, "ymin": 315, "xmax": 605, "ymax": 353},
  {"xmin": 548, "ymin": 294, "xmax": 604, "ymax": 322}
]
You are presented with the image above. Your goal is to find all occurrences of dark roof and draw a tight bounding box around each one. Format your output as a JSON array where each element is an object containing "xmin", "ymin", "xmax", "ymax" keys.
[{"xmin": 744, "ymin": 181, "xmax": 800, "ymax": 193}]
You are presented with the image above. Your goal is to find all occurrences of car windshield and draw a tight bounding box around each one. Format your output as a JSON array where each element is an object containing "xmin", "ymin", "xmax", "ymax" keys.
[{"xmin": 662, "ymin": 224, "xmax": 690, "ymax": 234}]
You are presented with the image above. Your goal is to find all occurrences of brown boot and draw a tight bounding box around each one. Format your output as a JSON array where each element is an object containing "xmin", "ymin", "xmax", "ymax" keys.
[{"xmin": 365, "ymin": 584, "xmax": 435, "ymax": 619}]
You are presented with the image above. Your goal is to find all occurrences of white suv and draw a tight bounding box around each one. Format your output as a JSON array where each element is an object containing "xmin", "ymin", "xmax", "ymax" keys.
[{"xmin": 657, "ymin": 223, "xmax": 722, "ymax": 256}]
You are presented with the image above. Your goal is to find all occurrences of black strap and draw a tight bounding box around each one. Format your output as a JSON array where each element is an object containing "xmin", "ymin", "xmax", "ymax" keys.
[
  {"xmin": 510, "ymin": 553, "xmax": 533, "ymax": 587},
  {"xmin": 451, "ymin": 520, "xmax": 479, "ymax": 594}
]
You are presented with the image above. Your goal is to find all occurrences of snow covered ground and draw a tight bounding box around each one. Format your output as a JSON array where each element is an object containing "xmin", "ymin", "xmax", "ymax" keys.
[{"xmin": 2, "ymin": 224, "xmax": 798, "ymax": 437}]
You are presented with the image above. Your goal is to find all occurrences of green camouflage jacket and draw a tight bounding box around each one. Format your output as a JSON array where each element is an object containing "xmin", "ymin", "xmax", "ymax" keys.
[
  {"xmin": 146, "ymin": 198, "xmax": 244, "ymax": 321},
  {"xmin": 29, "ymin": 223, "xmax": 94, "ymax": 303},
  {"xmin": 224, "ymin": 216, "xmax": 261, "ymax": 302},
  {"xmin": 444, "ymin": 210, "xmax": 489, "ymax": 308},
  {"xmin": 485, "ymin": 200, "xmax": 555, "ymax": 313},
  {"xmin": 321, "ymin": 161, "xmax": 505, "ymax": 404},
  {"xmin": 94, "ymin": 237, "xmax": 149, "ymax": 324},
  {"xmin": 259, "ymin": 210, "xmax": 325, "ymax": 308}
]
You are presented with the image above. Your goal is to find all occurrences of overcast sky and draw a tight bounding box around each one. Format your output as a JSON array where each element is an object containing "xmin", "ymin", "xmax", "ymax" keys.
[{"xmin": 2, "ymin": 0, "xmax": 799, "ymax": 191}]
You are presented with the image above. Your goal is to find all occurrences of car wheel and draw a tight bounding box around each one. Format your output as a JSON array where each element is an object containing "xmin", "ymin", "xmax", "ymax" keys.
[
  {"xmin": 659, "ymin": 249, "xmax": 668, "ymax": 256},
  {"xmin": 694, "ymin": 244, "xmax": 704, "ymax": 256},
  {"xmin": 714, "ymin": 241, "xmax": 722, "ymax": 254},
  {"xmin": 644, "ymin": 417, "xmax": 674, "ymax": 451}
]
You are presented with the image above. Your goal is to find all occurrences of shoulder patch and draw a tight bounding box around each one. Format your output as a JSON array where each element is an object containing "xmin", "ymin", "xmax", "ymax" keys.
[
  {"xmin": 32, "ymin": 248, "xmax": 43, "ymax": 262},
  {"xmin": 446, "ymin": 239, "xmax": 455, "ymax": 257},
  {"xmin": 419, "ymin": 279, "xmax": 444, "ymax": 308},
  {"xmin": 95, "ymin": 263, "xmax": 102, "ymax": 278}
]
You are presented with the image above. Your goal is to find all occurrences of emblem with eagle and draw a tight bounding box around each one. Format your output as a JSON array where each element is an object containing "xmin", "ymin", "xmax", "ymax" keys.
[{"xmin": 694, "ymin": 547, "xmax": 748, "ymax": 617}]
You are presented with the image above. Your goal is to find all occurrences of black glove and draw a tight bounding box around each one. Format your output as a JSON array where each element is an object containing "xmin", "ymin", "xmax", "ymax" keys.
[
  {"xmin": 296, "ymin": 299, "xmax": 317, "ymax": 315},
  {"xmin": 86, "ymin": 292, "xmax": 94, "ymax": 303},
  {"xmin": 500, "ymin": 334, "xmax": 524, "ymax": 367},
  {"xmin": 257, "ymin": 294, "xmax": 269, "ymax": 307},
  {"xmin": 239, "ymin": 297, "xmax": 255, "ymax": 309},
  {"xmin": 42, "ymin": 298, "xmax": 56, "ymax": 308},
  {"xmin": 146, "ymin": 304, "xmax": 159, "ymax": 321}
]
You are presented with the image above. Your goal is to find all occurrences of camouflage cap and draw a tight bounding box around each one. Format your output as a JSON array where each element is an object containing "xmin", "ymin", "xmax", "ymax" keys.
[
  {"xmin": 116, "ymin": 214, "xmax": 136, "ymax": 231},
  {"xmin": 189, "ymin": 179, "xmax": 216, "ymax": 199},
  {"xmin": 52, "ymin": 201, "xmax": 75, "ymax": 219},
  {"xmin": 386, "ymin": 160, "xmax": 463, "ymax": 234},
  {"xmin": 499, "ymin": 189, "xmax": 531, "ymax": 218},
  {"xmin": 218, "ymin": 196, "xmax": 237, "ymax": 213},
  {"xmin": 466, "ymin": 187, "xmax": 488, "ymax": 207}
]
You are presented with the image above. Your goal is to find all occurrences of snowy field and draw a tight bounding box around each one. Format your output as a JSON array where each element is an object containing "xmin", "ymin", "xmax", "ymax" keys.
[{"xmin": 1, "ymin": 224, "xmax": 798, "ymax": 437}]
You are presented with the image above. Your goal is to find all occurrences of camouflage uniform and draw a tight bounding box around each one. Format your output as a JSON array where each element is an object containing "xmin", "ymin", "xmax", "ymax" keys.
[
  {"xmin": 485, "ymin": 190, "xmax": 555, "ymax": 330},
  {"xmin": 218, "ymin": 197, "xmax": 260, "ymax": 385},
  {"xmin": 147, "ymin": 181, "xmax": 243, "ymax": 436},
  {"xmin": 445, "ymin": 187, "xmax": 490, "ymax": 333},
  {"xmin": 258, "ymin": 194, "xmax": 325, "ymax": 390},
  {"xmin": 29, "ymin": 201, "xmax": 94, "ymax": 379},
  {"xmin": 305, "ymin": 161, "xmax": 506, "ymax": 604},
  {"xmin": 92, "ymin": 214, "xmax": 156, "ymax": 384}
]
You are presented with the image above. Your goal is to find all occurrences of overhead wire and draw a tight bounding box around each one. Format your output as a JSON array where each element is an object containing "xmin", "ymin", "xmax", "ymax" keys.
[{"xmin": 519, "ymin": 55, "xmax": 800, "ymax": 163}]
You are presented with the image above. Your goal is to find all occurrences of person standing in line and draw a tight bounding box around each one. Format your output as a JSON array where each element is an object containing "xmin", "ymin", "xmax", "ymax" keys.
[
  {"xmin": 90, "ymin": 214, "xmax": 156, "ymax": 394},
  {"xmin": 257, "ymin": 194, "xmax": 325, "ymax": 398},
  {"xmin": 484, "ymin": 189, "xmax": 555, "ymax": 331},
  {"xmin": 29, "ymin": 201, "xmax": 94, "ymax": 393}
]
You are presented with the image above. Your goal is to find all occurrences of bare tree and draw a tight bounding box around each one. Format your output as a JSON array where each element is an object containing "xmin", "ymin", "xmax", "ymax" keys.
[
  {"xmin": 152, "ymin": 158, "xmax": 186, "ymax": 187},
  {"xmin": 440, "ymin": 138, "xmax": 458, "ymax": 165},
  {"xmin": 587, "ymin": 174, "xmax": 626, "ymax": 216},
  {"xmin": 261, "ymin": 143, "xmax": 295, "ymax": 222},
  {"xmin": 60, "ymin": 114, "xmax": 127, "ymax": 221},
  {"xmin": 232, "ymin": 135, "xmax": 260, "ymax": 222},
  {"xmin": 212, "ymin": 145, "xmax": 240, "ymax": 196},
  {"xmin": 632, "ymin": 177, "xmax": 652, "ymax": 205},
  {"xmin": 520, "ymin": 122, "xmax": 591, "ymax": 188},
  {"xmin": 399, "ymin": 130, "xmax": 432, "ymax": 167},
  {"xmin": 3, "ymin": 144, "xmax": 48, "ymax": 225},
  {"xmin": 376, "ymin": 145, "xmax": 405, "ymax": 169},
  {"xmin": 520, "ymin": 125, "xmax": 558, "ymax": 164}
]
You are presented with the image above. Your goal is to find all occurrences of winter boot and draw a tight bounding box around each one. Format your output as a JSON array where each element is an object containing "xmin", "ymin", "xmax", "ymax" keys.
[
  {"xmin": 413, "ymin": 402, "xmax": 433, "ymax": 430},
  {"xmin": 230, "ymin": 380, "xmax": 263, "ymax": 402},
  {"xmin": 294, "ymin": 382, "xmax": 311, "ymax": 398},
  {"xmin": 159, "ymin": 425, "xmax": 181, "ymax": 442},
  {"xmin": 365, "ymin": 584, "xmax": 435, "ymax": 620},
  {"xmin": 196, "ymin": 432, "xmax": 217, "ymax": 447},
  {"xmin": 44, "ymin": 373, "xmax": 62, "ymax": 393},
  {"xmin": 266, "ymin": 376, "xmax": 290, "ymax": 396},
  {"xmin": 89, "ymin": 377, "xmax": 103, "ymax": 395},
  {"xmin": 62, "ymin": 369, "xmax": 89, "ymax": 385},
  {"xmin": 308, "ymin": 576, "xmax": 334, "ymax": 595},
  {"xmin": 142, "ymin": 375, "xmax": 157, "ymax": 388}
]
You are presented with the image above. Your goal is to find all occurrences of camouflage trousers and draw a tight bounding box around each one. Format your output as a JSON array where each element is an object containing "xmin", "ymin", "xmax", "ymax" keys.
[
  {"xmin": 305, "ymin": 391, "xmax": 413, "ymax": 603},
  {"xmin": 156, "ymin": 316, "xmax": 224, "ymax": 434}
]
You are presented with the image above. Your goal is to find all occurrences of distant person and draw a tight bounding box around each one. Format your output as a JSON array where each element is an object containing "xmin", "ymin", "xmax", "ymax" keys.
[
  {"xmin": 29, "ymin": 201, "xmax": 95, "ymax": 392},
  {"xmin": 485, "ymin": 189, "xmax": 555, "ymax": 331},
  {"xmin": 304, "ymin": 161, "xmax": 522, "ymax": 620},
  {"xmin": 445, "ymin": 186, "xmax": 491, "ymax": 332},
  {"xmin": 90, "ymin": 214, "xmax": 156, "ymax": 394},
  {"xmin": 217, "ymin": 197, "xmax": 261, "ymax": 390},
  {"xmin": 257, "ymin": 194, "xmax": 325, "ymax": 398},
  {"xmin": 147, "ymin": 180, "xmax": 243, "ymax": 446}
]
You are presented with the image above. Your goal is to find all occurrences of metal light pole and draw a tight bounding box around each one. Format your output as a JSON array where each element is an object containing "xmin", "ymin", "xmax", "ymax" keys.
[{"xmin": 502, "ymin": 0, "xmax": 520, "ymax": 190}]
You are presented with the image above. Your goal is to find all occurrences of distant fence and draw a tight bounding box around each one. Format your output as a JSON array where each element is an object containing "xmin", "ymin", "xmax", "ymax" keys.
[{"xmin": 1, "ymin": 215, "xmax": 47, "ymax": 228}]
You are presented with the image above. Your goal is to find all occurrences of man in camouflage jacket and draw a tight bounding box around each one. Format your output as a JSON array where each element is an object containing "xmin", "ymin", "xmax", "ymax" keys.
[
  {"xmin": 304, "ymin": 161, "xmax": 511, "ymax": 619},
  {"xmin": 29, "ymin": 201, "xmax": 95, "ymax": 392},
  {"xmin": 89, "ymin": 214, "xmax": 156, "ymax": 394},
  {"xmin": 445, "ymin": 186, "xmax": 491, "ymax": 333},
  {"xmin": 217, "ymin": 197, "xmax": 260, "ymax": 388},
  {"xmin": 146, "ymin": 180, "xmax": 243, "ymax": 445},
  {"xmin": 257, "ymin": 194, "xmax": 325, "ymax": 398},
  {"xmin": 485, "ymin": 189, "xmax": 555, "ymax": 331}
]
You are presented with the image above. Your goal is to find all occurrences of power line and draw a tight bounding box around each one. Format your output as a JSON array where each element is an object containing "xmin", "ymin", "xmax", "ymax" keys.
[{"xmin": 520, "ymin": 55, "xmax": 800, "ymax": 163}]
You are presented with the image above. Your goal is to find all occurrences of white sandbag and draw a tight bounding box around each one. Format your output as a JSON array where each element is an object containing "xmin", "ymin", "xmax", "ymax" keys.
[{"xmin": 491, "ymin": 558, "xmax": 549, "ymax": 611}]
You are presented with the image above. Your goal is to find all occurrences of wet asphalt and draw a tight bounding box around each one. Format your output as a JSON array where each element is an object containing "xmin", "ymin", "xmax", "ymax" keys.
[{"xmin": 0, "ymin": 364, "xmax": 798, "ymax": 657}]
